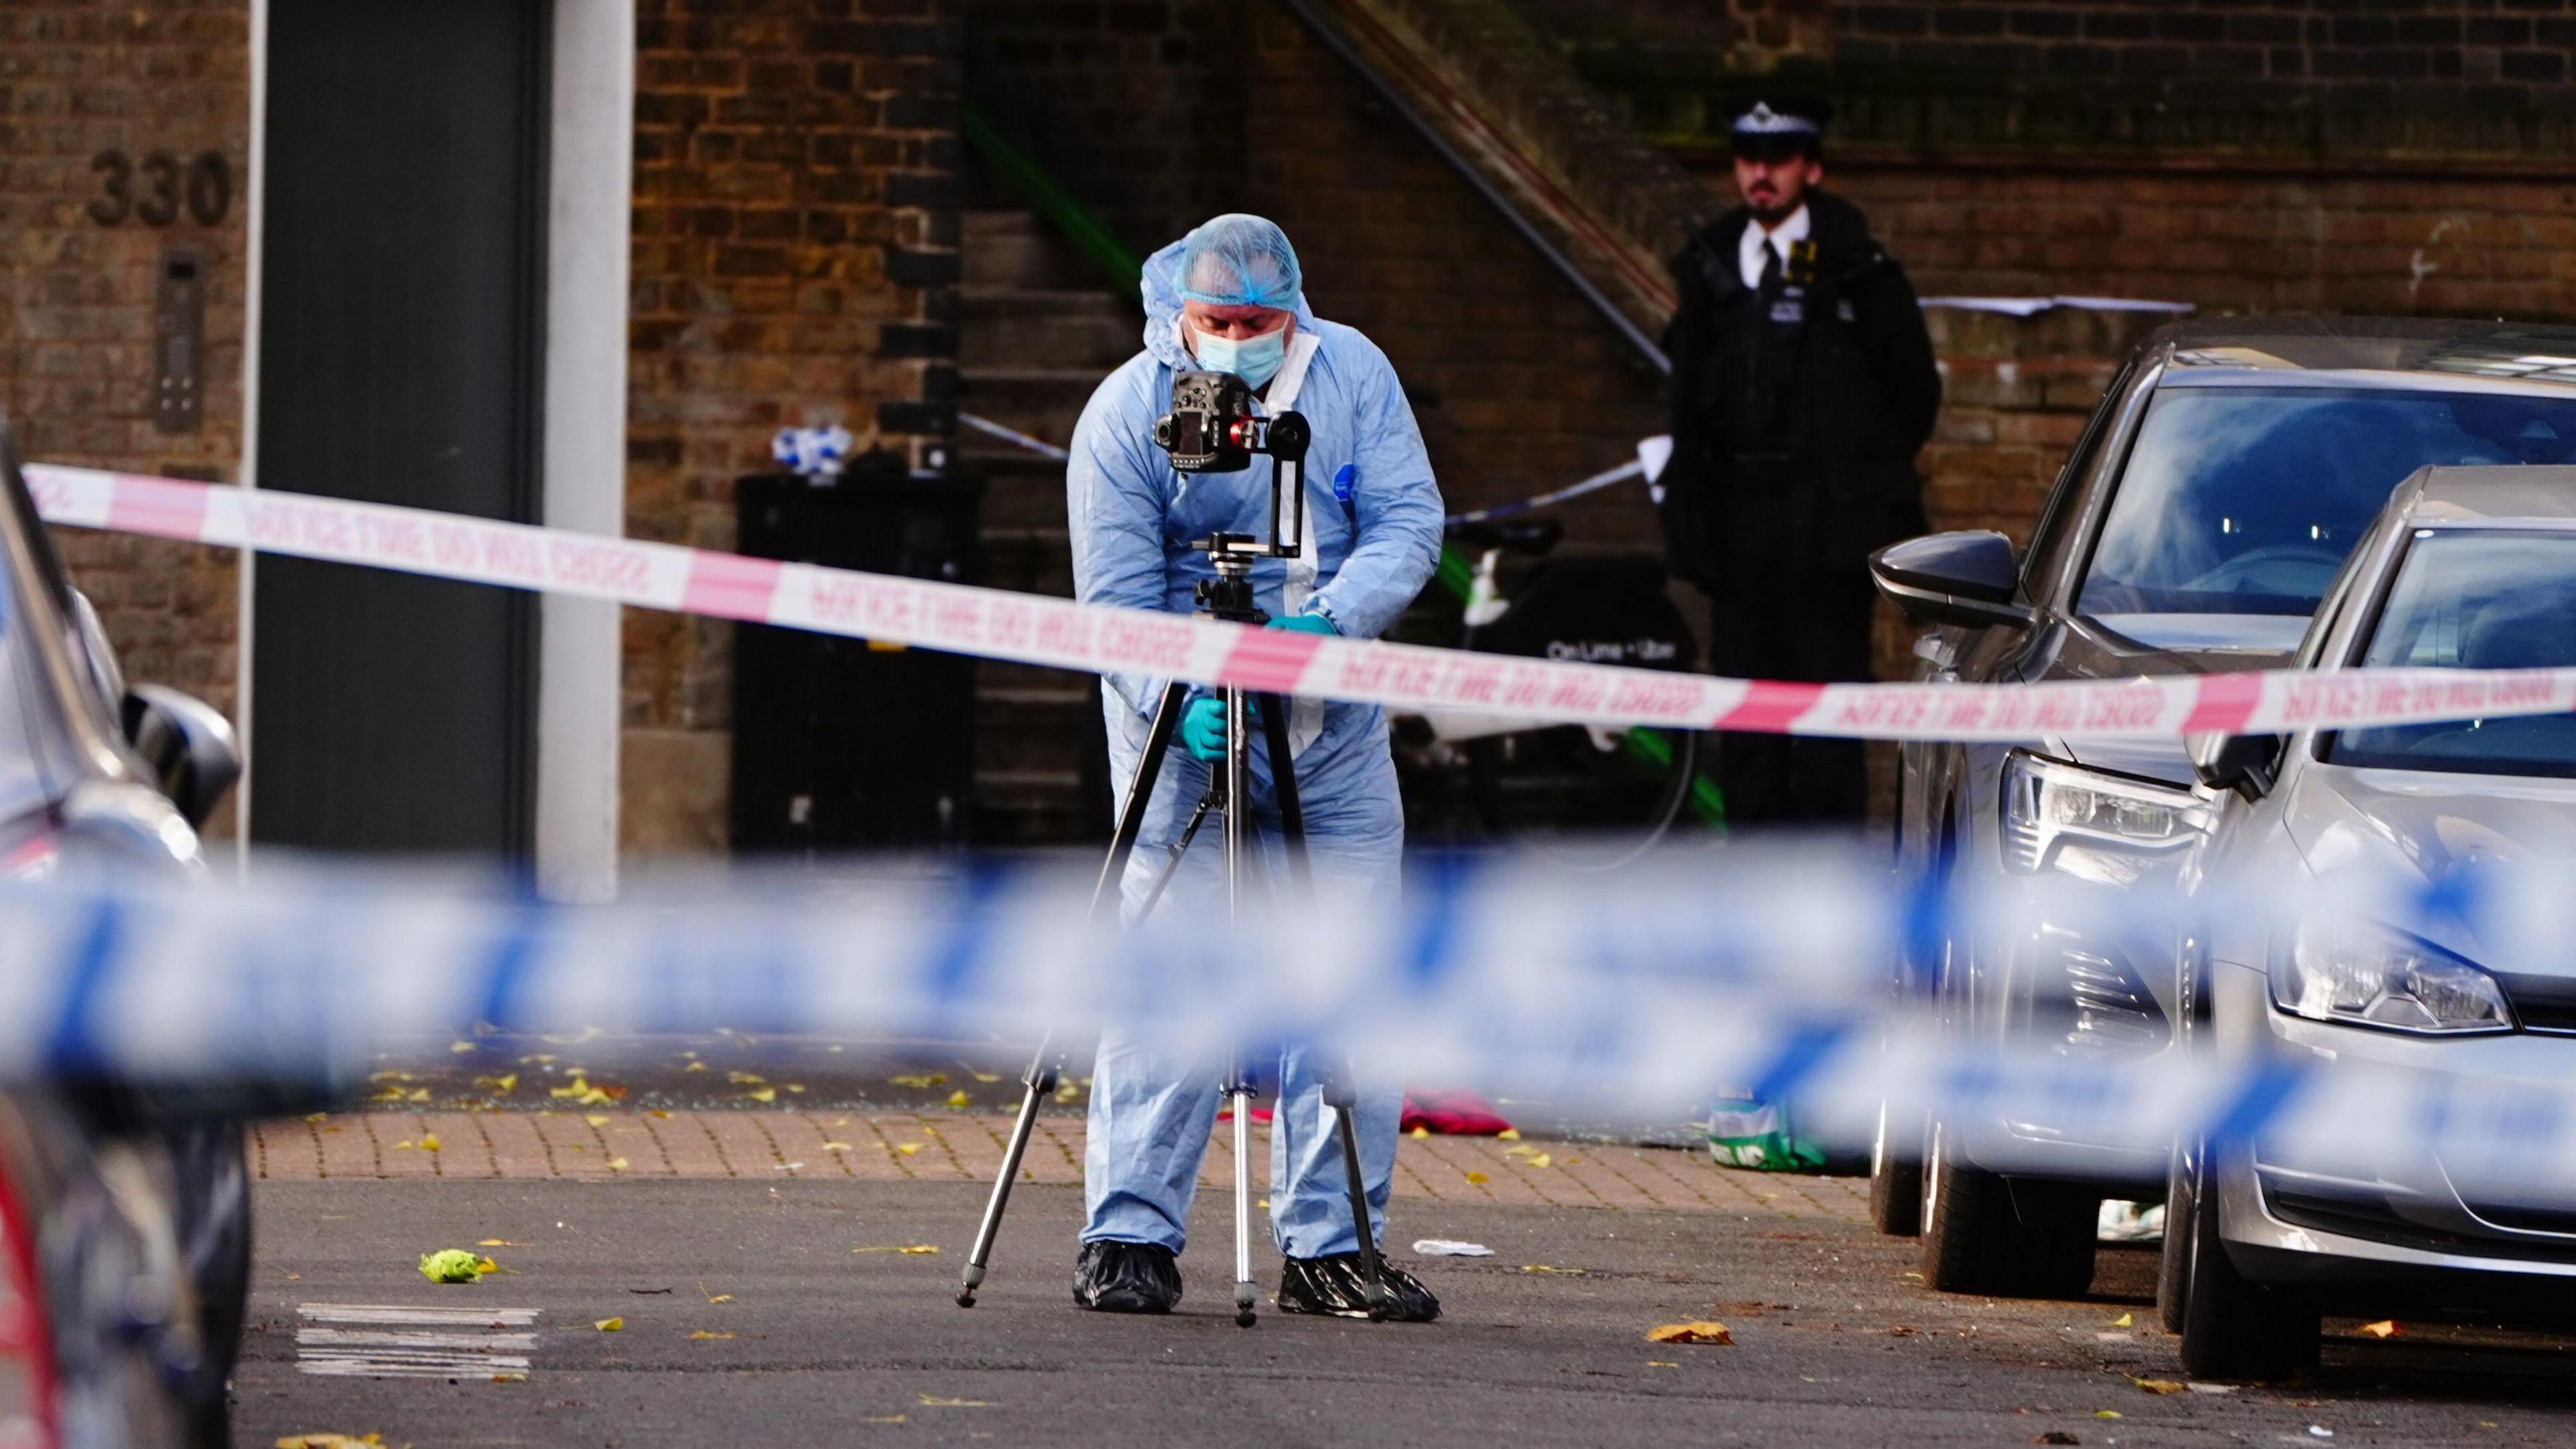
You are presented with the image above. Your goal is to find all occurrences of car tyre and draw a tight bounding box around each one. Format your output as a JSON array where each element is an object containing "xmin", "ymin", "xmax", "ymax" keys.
[
  {"xmin": 2155, "ymin": 1140, "xmax": 2197, "ymax": 1335},
  {"xmin": 1919, "ymin": 1120, "xmax": 2098, "ymax": 1298},
  {"xmin": 1869, "ymin": 1099, "xmax": 1923, "ymax": 1236},
  {"xmin": 2174, "ymin": 1139, "xmax": 2318, "ymax": 1382}
]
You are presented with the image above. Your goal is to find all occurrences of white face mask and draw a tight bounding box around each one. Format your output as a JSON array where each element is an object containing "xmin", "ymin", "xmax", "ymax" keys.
[{"xmin": 1191, "ymin": 322, "xmax": 1289, "ymax": 388}]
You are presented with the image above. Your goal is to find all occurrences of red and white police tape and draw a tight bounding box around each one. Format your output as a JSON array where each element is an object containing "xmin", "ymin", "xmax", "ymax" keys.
[{"xmin": 28, "ymin": 463, "xmax": 2576, "ymax": 742}]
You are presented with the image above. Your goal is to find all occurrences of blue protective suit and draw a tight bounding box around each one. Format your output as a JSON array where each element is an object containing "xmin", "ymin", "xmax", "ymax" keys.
[{"xmin": 1067, "ymin": 232, "xmax": 1444, "ymax": 1259}]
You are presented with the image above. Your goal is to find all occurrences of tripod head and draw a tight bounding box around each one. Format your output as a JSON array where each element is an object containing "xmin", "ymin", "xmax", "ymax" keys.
[{"xmin": 1152, "ymin": 368, "xmax": 1311, "ymax": 570}]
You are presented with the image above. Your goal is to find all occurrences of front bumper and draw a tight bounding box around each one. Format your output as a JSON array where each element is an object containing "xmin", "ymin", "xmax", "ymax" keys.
[{"xmin": 2210, "ymin": 958, "xmax": 2576, "ymax": 1306}]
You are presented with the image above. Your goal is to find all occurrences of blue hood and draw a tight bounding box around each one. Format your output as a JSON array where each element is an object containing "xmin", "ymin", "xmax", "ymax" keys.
[{"xmin": 1140, "ymin": 235, "xmax": 1320, "ymax": 370}]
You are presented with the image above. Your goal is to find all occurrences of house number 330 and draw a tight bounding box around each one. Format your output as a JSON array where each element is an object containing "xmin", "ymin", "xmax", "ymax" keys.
[{"xmin": 89, "ymin": 150, "xmax": 231, "ymax": 227}]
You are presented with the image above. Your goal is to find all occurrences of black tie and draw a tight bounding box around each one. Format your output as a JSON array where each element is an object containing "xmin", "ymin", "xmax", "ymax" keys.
[{"xmin": 1758, "ymin": 241, "xmax": 1783, "ymax": 294}]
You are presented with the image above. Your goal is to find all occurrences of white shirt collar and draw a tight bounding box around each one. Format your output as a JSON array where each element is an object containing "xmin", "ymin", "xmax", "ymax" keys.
[{"xmin": 1737, "ymin": 203, "xmax": 1811, "ymax": 290}]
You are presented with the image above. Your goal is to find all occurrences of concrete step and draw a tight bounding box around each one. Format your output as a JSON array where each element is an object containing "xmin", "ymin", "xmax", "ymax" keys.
[
  {"xmin": 979, "ymin": 526, "xmax": 1073, "ymax": 598},
  {"xmin": 957, "ymin": 282, "xmax": 1138, "ymax": 372},
  {"xmin": 955, "ymin": 368, "xmax": 1098, "ymax": 446},
  {"xmin": 962, "ymin": 209, "xmax": 1104, "ymax": 291}
]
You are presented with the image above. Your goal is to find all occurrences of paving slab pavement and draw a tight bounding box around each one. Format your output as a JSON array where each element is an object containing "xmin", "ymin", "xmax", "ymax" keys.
[{"xmin": 239, "ymin": 1114, "xmax": 2576, "ymax": 1448}]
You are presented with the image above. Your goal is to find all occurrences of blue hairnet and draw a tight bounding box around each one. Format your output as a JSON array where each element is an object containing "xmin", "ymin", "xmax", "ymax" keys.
[{"xmin": 1175, "ymin": 214, "xmax": 1303, "ymax": 309}]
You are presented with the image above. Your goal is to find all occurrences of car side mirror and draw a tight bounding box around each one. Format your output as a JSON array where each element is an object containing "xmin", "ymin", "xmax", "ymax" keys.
[
  {"xmin": 1868, "ymin": 531, "xmax": 2033, "ymax": 630},
  {"xmin": 2187, "ymin": 732, "xmax": 2279, "ymax": 801},
  {"xmin": 121, "ymin": 684, "xmax": 242, "ymax": 830}
]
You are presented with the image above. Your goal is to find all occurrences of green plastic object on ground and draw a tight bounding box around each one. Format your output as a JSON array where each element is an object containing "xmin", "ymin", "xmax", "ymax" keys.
[
  {"xmin": 1705, "ymin": 1091, "xmax": 1828, "ymax": 1173},
  {"xmin": 419, "ymin": 1248, "xmax": 483, "ymax": 1284}
]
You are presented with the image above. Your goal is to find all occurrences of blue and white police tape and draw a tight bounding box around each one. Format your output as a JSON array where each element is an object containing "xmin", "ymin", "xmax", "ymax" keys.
[{"xmin": 16, "ymin": 845, "xmax": 2576, "ymax": 1189}]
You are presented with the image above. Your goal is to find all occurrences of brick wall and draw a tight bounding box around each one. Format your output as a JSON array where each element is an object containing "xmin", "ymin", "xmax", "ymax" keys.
[
  {"xmin": 622, "ymin": 0, "xmax": 965, "ymax": 853},
  {"xmin": 1244, "ymin": 6, "xmax": 1672, "ymax": 558},
  {"xmin": 0, "ymin": 0, "xmax": 250, "ymax": 767},
  {"xmin": 965, "ymin": 0, "xmax": 1240, "ymax": 251}
]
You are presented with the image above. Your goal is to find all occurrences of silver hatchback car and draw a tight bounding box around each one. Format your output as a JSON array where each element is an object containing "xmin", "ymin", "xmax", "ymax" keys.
[{"xmin": 2167, "ymin": 463, "xmax": 2576, "ymax": 1379}]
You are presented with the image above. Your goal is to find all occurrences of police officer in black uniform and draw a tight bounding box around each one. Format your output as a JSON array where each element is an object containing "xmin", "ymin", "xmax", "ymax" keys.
[{"xmin": 1660, "ymin": 93, "xmax": 1941, "ymax": 825}]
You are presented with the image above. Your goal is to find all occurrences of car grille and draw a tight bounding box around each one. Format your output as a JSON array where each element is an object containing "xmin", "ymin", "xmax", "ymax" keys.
[{"xmin": 2263, "ymin": 1179, "xmax": 2576, "ymax": 1265}]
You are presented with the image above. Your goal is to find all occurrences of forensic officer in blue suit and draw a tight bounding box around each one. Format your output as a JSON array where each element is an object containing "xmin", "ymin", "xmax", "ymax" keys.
[{"xmin": 1065, "ymin": 214, "xmax": 1445, "ymax": 1320}]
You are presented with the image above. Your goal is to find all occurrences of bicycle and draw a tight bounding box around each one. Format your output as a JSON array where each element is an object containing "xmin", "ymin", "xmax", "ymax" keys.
[{"xmin": 1393, "ymin": 515, "xmax": 1720, "ymax": 868}]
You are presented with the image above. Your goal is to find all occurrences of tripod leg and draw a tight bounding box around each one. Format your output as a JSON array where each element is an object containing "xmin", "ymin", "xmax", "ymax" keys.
[
  {"xmin": 957, "ymin": 1037, "xmax": 1060, "ymax": 1307},
  {"xmin": 1254, "ymin": 692, "xmax": 1313, "ymax": 894},
  {"xmin": 1321, "ymin": 1061, "xmax": 1391, "ymax": 1321},
  {"xmin": 1229, "ymin": 1053, "xmax": 1258, "ymax": 1329},
  {"xmin": 961, "ymin": 678, "xmax": 1187, "ymax": 1310},
  {"xmin": 1090, "ymin": 680, "xmax": 1193, "ymax": 918},
  {"xmin": 1134, "ymin": 790, "xmax": 1218, "ymax": 924}
]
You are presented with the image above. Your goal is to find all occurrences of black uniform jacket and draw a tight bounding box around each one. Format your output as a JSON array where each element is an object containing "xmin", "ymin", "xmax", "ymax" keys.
[{"xmin": 1659, "ymin": 189, "xmax": 1941, "ymax": 591}]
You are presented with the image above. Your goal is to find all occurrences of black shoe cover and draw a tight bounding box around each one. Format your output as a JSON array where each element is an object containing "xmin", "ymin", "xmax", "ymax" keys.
[
  {"xmin": 1276, "ymin": 1253, "xmax": 1440, "ymax": 1322},
  {"xmin": 1073, "ymin": 1240, "xmax": 1181, "ymax": 1313}
]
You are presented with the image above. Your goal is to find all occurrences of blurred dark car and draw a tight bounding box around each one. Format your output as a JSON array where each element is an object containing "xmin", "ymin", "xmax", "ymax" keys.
[
  {"xmin": 1866, "ymin": 318, "xmax": 2576, "ymax": 1300},
  {"xmin": 1, "ymin": 428, "xmax": 256, "ymax": 1448}
]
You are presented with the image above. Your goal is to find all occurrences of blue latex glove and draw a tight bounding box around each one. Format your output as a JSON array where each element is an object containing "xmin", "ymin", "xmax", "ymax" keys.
[
  {"xmin": 1181, "ymin": 694, "xmax": 1229, "ymax": 761},
  {"xmin": 1267, "ymin": 611, "xmax": 1338, "ymax": 637}
]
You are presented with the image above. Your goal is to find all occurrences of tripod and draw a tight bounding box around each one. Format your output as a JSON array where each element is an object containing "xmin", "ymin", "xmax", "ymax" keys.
[{"xmin": 956, "ymin": 541, "xmax": 1393, "ymax": 1328}]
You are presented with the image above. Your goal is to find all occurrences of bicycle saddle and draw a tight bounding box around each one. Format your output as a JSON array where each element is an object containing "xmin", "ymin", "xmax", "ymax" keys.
[{"xmin": 1446, "ymin": 517, "xmax": 1563, "ymax": 555}]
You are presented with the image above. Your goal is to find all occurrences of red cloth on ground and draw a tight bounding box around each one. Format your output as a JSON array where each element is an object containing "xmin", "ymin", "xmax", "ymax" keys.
[{"xmin": 1401, "ymin": 1089, "xmax": 1515, "ymax": 1136}]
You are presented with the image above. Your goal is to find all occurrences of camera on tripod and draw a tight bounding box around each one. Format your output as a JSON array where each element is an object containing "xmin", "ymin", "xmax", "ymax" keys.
[{"xmin": 1151, "ymin": 368, "xmax": 1310, "ymax": 563}]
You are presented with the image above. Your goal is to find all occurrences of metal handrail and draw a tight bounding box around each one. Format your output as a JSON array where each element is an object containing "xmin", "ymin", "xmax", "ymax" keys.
[{"xmin": 1273, "ymin": 0, "xmax": 1671, "ymax": 374}]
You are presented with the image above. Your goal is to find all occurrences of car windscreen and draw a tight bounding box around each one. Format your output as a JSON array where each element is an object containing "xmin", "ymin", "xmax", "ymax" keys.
[
  {"xmin": 2077, "ymin": 386, "xmax": 2576, "ymax": 618},
  {"xmin": 2328, "ymin": 531, "xmax": 2576, "ymax": 779}
]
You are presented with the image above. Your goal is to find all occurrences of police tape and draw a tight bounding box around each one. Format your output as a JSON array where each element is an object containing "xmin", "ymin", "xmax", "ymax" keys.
[
  {"xmin": 28, "ymin": 462, "xmax": 2576, "ymax": 742},
  {"xmin": 17, "ymin": 847, "xmax": 2576, "ymax": 1187}
]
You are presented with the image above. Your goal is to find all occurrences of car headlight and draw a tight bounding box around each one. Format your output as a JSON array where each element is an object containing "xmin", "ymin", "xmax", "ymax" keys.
[
  {"xmin": 2269, "ymin": 917, "xmax": 2513, "ymax": 1035},
  {"xmin": 2001, "ymin": 751, "xmax": 2212, "ymax": 884}
]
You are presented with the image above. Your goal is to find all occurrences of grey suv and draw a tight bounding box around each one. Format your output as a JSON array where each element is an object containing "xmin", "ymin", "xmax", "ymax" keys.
[{"xmin": 1866, "ymin": 318, "xmax": 2576, "ymax": 1298}]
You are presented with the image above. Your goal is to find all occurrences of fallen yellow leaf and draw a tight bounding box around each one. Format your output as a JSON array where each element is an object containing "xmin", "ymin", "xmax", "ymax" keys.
[
  {"xmin": 970, "ymin": 1071, "xmax": 1002, "ymax": 1083},
  {"xmin": 606, "ymin": 1157, "xmax": 631, "ymax": 1172},
  {"xmin": 917, "ymin": 1395, "xmax": 991, "ymax": 1407},
  {"xmin": 586, "ymin": 1114, "xmax": 610, "ymax": 1126},
  {"xmin": 683, "ymin": 1061, "xmax": 707, "ymax": 1073},
  {"xmin": 851, "ymin": 1244, "xmax": 941, "ymax": 1255},
  {"xmin": 419, "ymin": 1134, "xmax": 441, "ymax": 1152},
  {"xmin": 474, "ymin": 1074, "xmax": 519, "ymax": 1094},
  {"xmin": 2359, "ymin": 1320, "xmax": 2400, "ymax": 1339},
  {"xmin": 2096, "ymin": 1411, "xmax": 2124, "ymax": 1420},
  {"xmin": 1646, "ymin": 1322, "xmax": 1733, "ymax": 1345},
  {"xmin": 476, "ymin": 1239, "xmax": 525, "ymax": 1248},
  {"xmin": 729, "ymin": 1071, "xmax": 766, "ymax": 1085},
  {"xmin": 1525, "ymin": 1152, "xmax": 1552, "ymax": 1169},
  {"xmin": 1503, "ymin": 1144, "xmax": 1540, "ymax": 1158},
  {"xmin": 1464, "ymin": 1171, "xmax": 1490, "ymax": 1185},
  {"xmin": 407, "ymin": 1087, "xmax": 430, "ymax": 1102},
  {"xmin": 786, "ymin": 1083, "xmax": 807, "ymax": 1093},
  {"xmin": 2112, "ymin": 1311, "xmax": 2133, "ymax": 1328},
  {"xmin": 594, "ymin": 1317, "xmax": 623, "ymax": 1332},
  {"xmin": 889, "ymin": 1073, "xmax": 949, "ymax": 1089},
  {"xmin": 1647, "ymin": 1360, "xmax": 1679, "ymax": 1368},
  {"xmin": 2133, "ymin": 1378, "xmax": 2186, "ymax": 1395},
  {"xmin": 946, "ymin": 1089, "xmax": 972, "ymax": 1108},
  {"xmin": 1521, "ymin": 1265, "xmax": 1584, "ymax": 1275},
  {"xmin": 897, "ymin": 1143, "xmax": 922, "ymax": 1156},
  {"xmin": 688, "ymin": 1330, "xmax": 737, "ymax": 1340},
  {"xmin": 392, "ymin": 1140, "xmax": 416, "ymax": 1150},
  {"xmin": 1497, "ymin": 1128, "xmax": 1522, "ymax": 1140},
  {"xmin": 822, "ymin": 1142, "xmax": 854, "ymax": 1151},
  {"xmin": 490, "ymin": 1372, "xmax": 526, "ymax": 1383},
  {"xmin": 864, "ymin": 1416, "xmax": 906, "ymax": 1425},
  {"xmin": 476, "ymin": 1256, "xmax": 504, "ymax": 1277},
  {"xmin": 303, "ymin": 1113, "xmax": 329, "ymax": 1123},
  {"xmin": 743, "ymin": 1087, "xmax": 777, "ymax": 1104},
  {"xmin": 649, "ymin": 1109, "xmax": 672, "ymax": 1118},
  {"xmin": 1410, "ymin": 1126, "xmax": 1429, "ymax": 1138},
  {"xmin": 451, "ymin": 1040, "xmax": 477, "ymax": 1054}
]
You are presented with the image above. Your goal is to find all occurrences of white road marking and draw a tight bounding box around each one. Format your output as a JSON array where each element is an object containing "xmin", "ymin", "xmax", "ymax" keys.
[{"xmin": 295, "ymin": 1303, "xmax": 541, "ymax": 1379}]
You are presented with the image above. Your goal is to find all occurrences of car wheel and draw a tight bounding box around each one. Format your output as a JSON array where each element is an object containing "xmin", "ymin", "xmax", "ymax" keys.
[
  {"xmin": 1919, "ymin": 1120, "xmax": 2098, "ymax": 1297},
  {"xmin": 1869, "ymin": 1098, "xmax": 1923, "ymax": 1236},
  {"xmin": 2156, "ymin": 1139, "xmax": 2197, "ymax": 1335},
  {"xmin": 2176, "ymin": 1139, "xmax": 2319, "ymax": 1381}
]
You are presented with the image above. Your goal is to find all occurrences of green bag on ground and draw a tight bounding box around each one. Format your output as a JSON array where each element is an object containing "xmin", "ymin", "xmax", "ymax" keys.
[{"xmin": 1705, "ymin": 1091, "xmax": 1829, "ymax": 1173}]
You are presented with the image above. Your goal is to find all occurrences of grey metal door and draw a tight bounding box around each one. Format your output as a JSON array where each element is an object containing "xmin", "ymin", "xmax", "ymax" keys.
[{"xmin": 252, "ymin": 0, "xmax": 549, "ymax": 855}]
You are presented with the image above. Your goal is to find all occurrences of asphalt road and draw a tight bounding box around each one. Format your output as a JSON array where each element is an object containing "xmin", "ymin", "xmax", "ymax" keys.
[{"xmin": 241, "ymin": 1175, "xmax": 2576, "ymax": 1448}]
